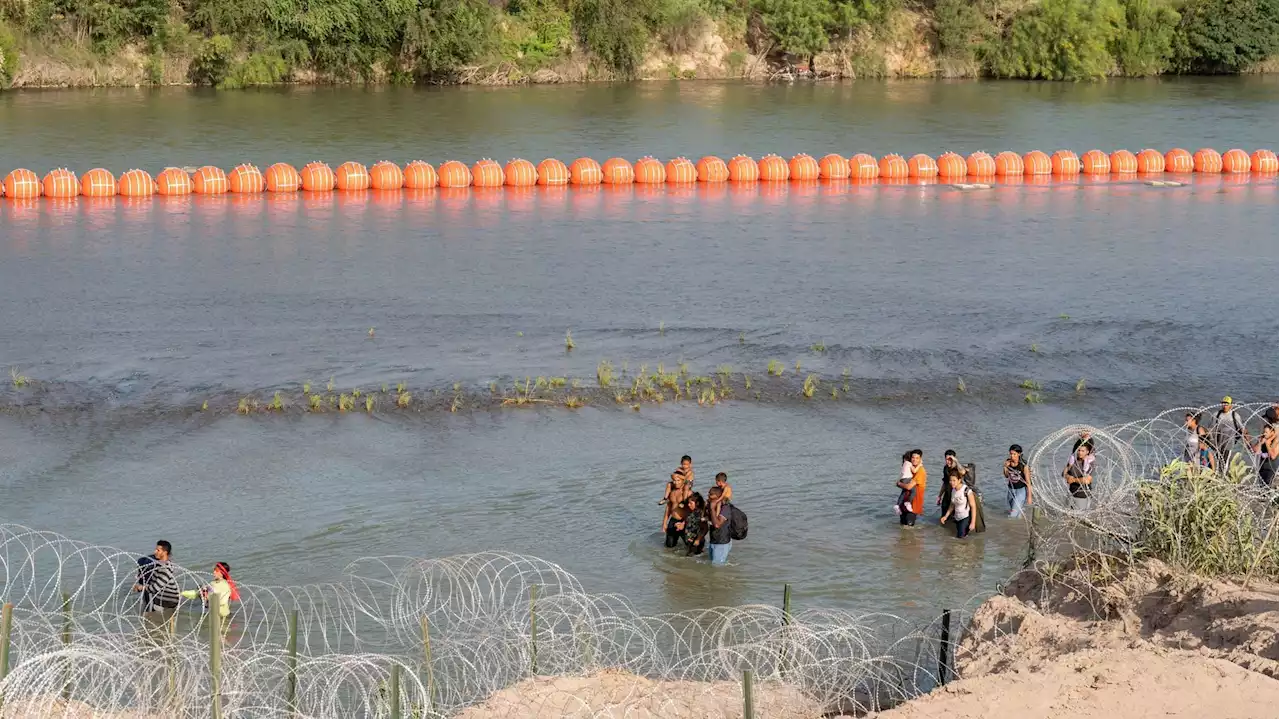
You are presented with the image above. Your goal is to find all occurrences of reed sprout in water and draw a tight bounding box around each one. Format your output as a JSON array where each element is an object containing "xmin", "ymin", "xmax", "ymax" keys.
[
  {"xmin": 767, "ymin": 360, "xmax": 784, "ymax": 377},
  {"xmin": 957, "ymin": 377, "xmax": 966, "ymax": 393},
  {"xmin": 303, "ymin": 382, "xmax": 311, "ymax": 395},
  {"xmin": 1076, "ymin": 378, "xmax": 1087, "ymax": 393},
  {"xmin": 811, "ymin": 342, "xmax": 826, "ymax": 353},
  {"xmin": 9, "ymin": 368, "xmax": 28, "ymax": 388},
  {"xmin": 269, "ymin": 392, "xmax": 285, "ymax": 411},
  {"xmin": 564, "ymin": 330, "xmax": 575, "ymax": 352},
  {"xmin": 1019, "ymin": 380, "xmax": 1042, "ymax": 391},
  {"xmin": 1024, "ymin": 391, "xmax": 1044, "ymax": 404},
  {"xmin": 597, "ymin": 360, "xmax": 615, "ymax": 388},
  {"xmin": 396, "ymin": 391, "xmax": 412, "ymax": 408},
  {"xmin": 802, "ymin": 374, "xmax": 818, "ymax": 399}
]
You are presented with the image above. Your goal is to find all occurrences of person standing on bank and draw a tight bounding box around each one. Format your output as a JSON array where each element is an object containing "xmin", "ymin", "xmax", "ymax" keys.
[
  {"xmin": 134, "ymin": 540, "xmax": 180, "ymax": 630},
  {"xmin": 707, "ymin": 486, "xmax": 733, "ymax": 565},
  {"xmin": 1004, "ymin": 445, "xmax": 1031, "ymax": 518},
  {"xmin": 939, "ymin": 470, "xmax": 979, "ymax": 539},
  {"xmin": 1208, "ymin": 397, "xmax": 1250, "ymax": 467}
]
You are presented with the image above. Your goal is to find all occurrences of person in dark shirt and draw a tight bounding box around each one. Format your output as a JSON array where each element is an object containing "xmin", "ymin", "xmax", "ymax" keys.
[
  {"xmin": 707, "ymin": 486, "xmax": 733, "ymax": 564},
  {"xmin": 134, "ymin": 540, "xmax": 180, "ymax": 633}
]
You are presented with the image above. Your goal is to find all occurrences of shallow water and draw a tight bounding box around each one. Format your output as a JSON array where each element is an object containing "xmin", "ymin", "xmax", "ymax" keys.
[{"xmin": 0, "ymin": 79, "xmax": 1277, "ymax": 625}]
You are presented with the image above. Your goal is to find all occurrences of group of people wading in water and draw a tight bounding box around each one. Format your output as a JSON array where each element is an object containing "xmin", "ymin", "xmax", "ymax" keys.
[{"xmin": 660, "ymin": 455, "xmax": 747, "ymax": 565}]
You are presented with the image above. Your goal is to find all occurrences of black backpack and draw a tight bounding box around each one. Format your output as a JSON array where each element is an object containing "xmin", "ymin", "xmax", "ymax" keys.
[{"xmin": 727, "ymin": 503, "xmax": 748, "ymax": 541}]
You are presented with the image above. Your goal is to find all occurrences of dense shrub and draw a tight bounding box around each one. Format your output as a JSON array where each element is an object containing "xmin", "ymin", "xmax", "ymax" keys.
[
  {"xmin": 1110, "ymin": 0, "xmax": 1179, "ymax": 76},
  {"xmin": 0, "ymin": 20, "xmax": 17, "ymax": 87},
  {"xmin": 986, "ymin": 0, "xmax": 1125, "ymax": 80},
  {"xmin": 1170, "ymin": 0, "xmax": 1278, "ymax": 73},
  {"xmin": 751, "ymin": 0, "xmax": 830, "ymax": 56},
  {"xmin": 403, "ymin": 0, "xmax": 496, "ymax": 80},
  {"xmin": 933, "ymin": 0, "xmax": 995, "ymax": 68},
  {"xmin": 569, "ymin": 0, "xmax": 649, "ymax": 75}
]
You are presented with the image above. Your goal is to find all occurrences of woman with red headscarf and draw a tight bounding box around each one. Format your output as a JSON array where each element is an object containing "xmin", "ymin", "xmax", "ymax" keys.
[{"xmin": 181, "ymin": 561, "xmax": 240, "ymax": 618}]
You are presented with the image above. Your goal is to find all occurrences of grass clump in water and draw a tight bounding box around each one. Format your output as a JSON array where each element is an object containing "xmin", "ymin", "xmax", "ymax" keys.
[
  {"xmin": 10, "ymin": 368, "xmax": 28, "ymax": 388},
  {"xmin": 1076, "ymin": 378, "xmax": 1087, "ymax": 393},
  {"xmin": 801, "ymin": 374, "xmax": 818, "ymax": 399},
  {"xmin": 597, "ymin": 360, "xmax": 616, "ymax": 388},
  {"xmin": 1024, "ymin": 391, "xmax": 1043, "ymax": 404},
  {"xmin": 268, "ymin": 391, "xmax": 285, "ymax": 411},
  {"xmin": 396, "ymin": 391, "xmax": 412, "ymax": 408},
  {"xmin": 565, "ymin": 329, "xmax": 575, "ymax": 352},
  {"xmin": 811, "ymin": 341, "xmax": 826, "ymax": 353},
  {"xmin": 302, "ymin": 382, "xmax": 311, "ymax": 395},
  {"xmin": 957, "ymin": 377, "xmax": 967, "ymax": 393},
  {"xmin": 1019, "ymin": 380, "xmax": 1042, "ymax": 391},
  {"xmin": 309, "ymin": 395, "xmax": 324, "ymax": 412},
  {"xmin": 767, "ymin": 360, "xmax": 785, "ymax": 377}
]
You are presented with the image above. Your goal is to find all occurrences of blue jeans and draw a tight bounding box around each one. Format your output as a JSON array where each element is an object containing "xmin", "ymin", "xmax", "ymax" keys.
[
  {"xmin": 1007, "ymin": 486, "xmax": 1027, "ymax": 518},
  {"xmin": 955, "ymin": 515, "xmax": 971, "ymax": 539},
  {"xmin": 709, "ymin": 542, "xmax": 732, "ymax": 565}
]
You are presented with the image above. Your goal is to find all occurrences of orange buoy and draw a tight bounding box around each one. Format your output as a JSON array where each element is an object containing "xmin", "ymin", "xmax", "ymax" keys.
[
  {"xmin": 300, "ymin": 162, "xmax": 335, "ymax": 192},
  {"xmin": 1050, "ymin": 150, "xmax": 1080, "ymax": 176},
  {"xmin": 192, "ymin": 166, "xmax": 229, "ymax": 195},
  {"xmin": 1218, "ymin": 147, "xmax": 1249, "ymax": 172},
  {"xmin": 335, "ymin": 161, "xmax": 370, "ymax": 191},
  {"xmin": 907, "ymin": 154, "xmax": 938, "ymax": 178},
  {"xmin": 1109, "ymin": 150, "xmax": 1138, "ymax": 174},
  {"xmin": 666, "ymin": 157, "xmax": 698, "ymax": 183},
  {"xmin": 1249, "ymin": 149, "xmax": 1278, "ymax": 173},
  {"xmin": 1192, "ymin": 148, "xmax": 1222, "ymax": 173},
  {"xmin": 1023, "ymin": 151, "xmax": 1051, "ymax": 176},
  {"xmin": 569, "ymin": 158, "xmax": 602, "ymax": 185},
  {"xmin": 438, "ymin": 161, "xmax": 472, "ymax": 188},
  {"xmin": 788, "ymin": 154, "xmax": 820, "ymax": 181},
  {"xmin": 155, "ymin": 168, "xmax": 192, "ymax": 196},
  {"xmin": 264, "ymin": 163, "xmax": 301, "ymax": 192},
  {"xmin": 228, "ymin": 164, "xmax": 265, "ymax": 193},
  {"xmin": 118, "ymin": 169, "xmax": 155, "ymax": 197},
  {"xmin": 502, "ymin": 159, "xmax": 537, "ymax": 187},
  {"xmin": 3, "ymin": 169, "xmax": 42, "ymax": 199},
  {"xmin": 601, "ymin": 158, "xmax": 635, "ymax": 184},
  {"xmin": 758, "ymin": 154, "xmax": 790, "ymax": 182},
  {"xmin": 817, "ymin": 154, "xmax": 849, "ymax": 180},
  {"xmin": 850, "ymin": 153, "xmax": 879, "ymax": 180},
  {"xmin": 727, "ymin": 155, "xmax": 759, "ymax": 182},
  {"xmin": 1164, "ymin": 148, "xmax": 1193, "ymax": 174},
  {"xmin": 966, "ymin": 152, "xmax": 995, "ymax": 178},
  {"xmin": 993, "ymin": 151, "xmax": 1024, "ymax": 177},
  {"xmin": 405, "ymin": 161, "xmax": 440, "ymax": 189},
  {"xmin": 537, "ymin": 158, "xmax": 570, "ymax": 185},
  {"xmin": 634, "ymin": 157, "xmax": 666, "ymax": 184},
  {"xmin": 1136, "ymin": 149, "xmax": 1165, "ymax": 174},
  {"xmin": 936, "ymin": 152, "xmax": 966, "ymax": 178},
  {"xmin": 43, "ymin": 168, "xmax": 80, "ymax": 198},
  {"xmin": 369, "ymin": 161, "xmax": 404, "ymax": 190},
  {"xmin": 878, "ymin": 154, "xmax": 908, "ymax": 180},
  {"xmin": 472, "ymin": 159, "xmax": 504, "ymax": 187},
  {"xmin": 696, "ymin": 156, "xmax": 729, "ymax": 182},
  {"xmin": 1080, "ymin": 150, "xmax": 1110, "ymax": 175},
  {"xmin": 81, "ymin": 168, "xmax": 117, "ymax": 197}
]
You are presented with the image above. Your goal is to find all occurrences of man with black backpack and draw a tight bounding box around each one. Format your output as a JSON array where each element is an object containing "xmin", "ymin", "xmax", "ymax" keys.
[
  {"xmin": 1208, "ymin": 396, "xmax": 1251, "ymax": 468},
  {"xmin": 707, "ymin": 483, "xmax": 746, "ymax": 565}
]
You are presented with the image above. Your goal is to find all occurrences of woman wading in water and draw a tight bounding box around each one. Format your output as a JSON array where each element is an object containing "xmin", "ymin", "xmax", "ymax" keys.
[{"xmin": 1004, "ymin": 444, "xmax": 1031, "ymax": 518}]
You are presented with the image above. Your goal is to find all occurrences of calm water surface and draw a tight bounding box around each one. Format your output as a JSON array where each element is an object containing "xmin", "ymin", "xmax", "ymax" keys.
[{"xmin": 0, "ymin": 79, "xmax": 1276, "ymax": 624}]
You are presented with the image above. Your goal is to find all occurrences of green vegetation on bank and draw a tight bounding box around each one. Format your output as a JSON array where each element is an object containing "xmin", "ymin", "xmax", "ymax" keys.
[{"xmin": 0, "ymin": 0, "xmax": 1274, "ymax": 87}]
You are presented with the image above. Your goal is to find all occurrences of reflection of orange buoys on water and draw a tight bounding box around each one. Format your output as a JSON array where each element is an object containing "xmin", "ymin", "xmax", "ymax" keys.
[
  {"xmin": 936, "ymin": 152, "xmax": 965, "ymax": 178},
  {"xmin": 225, "ymin": 193, "xmax": 264, "ymax": 210},
  {"xmin": 634, "ymin": 157, "xmax": 665, "ymax": 184},
  {"xmin": 817, "ymin": 153, "xmax": 849, "ymax": 180},
  {"xmin": 1192, "ymin": 148, "xmax": 1222, "ymax": 173},
  {"xmin": 118, "ymin": 169, "xmax": 156, "ymax": 196},
  {"xmin": 879, "ymin": 175, "xmax": 911, "ymax": 186},
  {"xmin": 696, "ymin": 182, "xmax": 728, "ymax": 201},
  {"xmin": 4, "ymin": 169, "xmax": 43, "ymax": 199},
  {"xmin": 536, "ymin": 184, "xmax": 570, "ymax": 206},
  {"xmin": 601, "ymin": 158, "xmax": 634, "ymax": 184},
  {"xmin": 819, "ymin": 178, "xmax": 849, "ymax": 196},
  {"xmin": 664, "ymin": 183, "xmax": 698, "ymax": 201},
  {"xmin": 334, "ymin": 161, "xmax": 370, "ymax": 191},
  {"xmin": 727, "ymin": 155, "xmax": 758, "ymax": 182},
  {"xmin": 568, "ymin": 157, "xmax": 601, "ymax": 185},
  {"xmin": 264, "ymin": 163, "xmax": 300, "ymax": 192},
  {"xmin": 696, "ymin": 156, "xmax": 728, "ymax": 182},
  {"xmin": 1109, "ymin": 150, "xmax": 1138, "ymax": 174},
  {"xmin": 758, "ymin": 154, "xmax": 789, "ymax": 181},
  {"xmin": 878, "ymin": 154, "xmax": 908, "ymax": 180},
  {"xmin": 632, "ymin": 183, "xmax": 665, "ymax": 199},
  {"xmin": 566, "ymin": 182, "xmax": 601, "ymax": 210},
  {"xmin": 665, "ymin": 157, "xmax": 697, "ymax": 184},
  {"xmin": 368, "ymin": 161, "xmax": 404, "ymax": 190},
  {"xmin": 192, "ymin": 166, "xmax": 229, "ymax": 194},
  {"xmin": 437, "ymin": 160, "xmax": 472, "ymax": 188},
  {"xmin": 788, "ymin": 154, "xmax": 819, "ymax": 181},
  {"xmin": 537, "ymin": 158, "xmax": 570, "ymax": 185},
  {"xmin": 849, "ymin": 175, "xmax": 879, "ymax": 187},
  {"xmin": 80, "ymin": 196, "xmax": 116, "ymax": 213},
  {"xmin": 758, "ymin": 179, "xmax": 789, "ymax": 200},
  {"xmin": 965, "ymin": 152, "xmax": 995, "ymax": 178},
  {"xmin": 472, "ymin": 159, "xmax": 505, "ymax": 187},
  {"xmin": 1164, "ymin": 148, "xmax": 1193, "ymax": 174},
  {"xmin": 299, "ymin": 162, "xmax": 335, "ymax": 192},
  {"xmin": 849, "ymin": 154, "xmax": 879, "ymax": 180},
  {"xmin": 1135, "ymin": 149, "xmax": 1164, "ymax": 174},
  {"xmin": 1080, "ymin": 171, "xmax": 1113, "ymax": 185},
  {"xmin": 369, "ymin": 189, "xmax": 403, "ymax": 207},
  {"xmin": 993, "ymin": 151, "xmax": 1023, "ymax": 176},
  {"xmin": 81, "ymin": 168, "xmax": 117, "ymax": 197},
  {"xmin": 229, "ymin": 164, "xmax": 265, "ymax": 193},
  {"xmin": 1025, "ymin": 173, "xmax": 1055, "ymax": 186},
  {"xmin": 1080, "ymin": 150, "xmax": 1110, "ymax": 175},
  {"xmin": 1022, "ymin": 151, "xmax": 1051, "ymax": 176},
  {"xmin": 504, "ymin": 159, "xmax": 537, "ymax": 187},
  {"xmin": 995, "ymin": 173, "xmax": 1024, "ymax": 186},
  {"xmin": 907, "ymin": 153, "xmax": 937, "ymax": 178},
  {"xmin": 156, "ymin": 168, "xmax": 192, "ymax": 196},
  {"xmin": 1249, "ymin": 149, "xmax": 1278, "ymax": 173},
  {"xmin": 334, "ymin": 190, "xmax": 371, "ymax": 210},
  {"xmin": 503, "ymin": 186, "xmax": 537, "ymax": 210},
  {"xmin": 43, "ymin": 168, "xmax": 80, "ymax": 198},
  {"xmin": 402, "ymin": 188, "xmax": 435, "ymax": 208},
  {"xmin": 404, "ymin": 161, "xmax": 439, "ymax": 189},
  {"xmin": 789, "ymin": 179, "xmax": 821, "ymax": 197}
]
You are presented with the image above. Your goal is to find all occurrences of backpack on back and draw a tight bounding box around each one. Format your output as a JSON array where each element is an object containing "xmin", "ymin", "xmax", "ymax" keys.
[{"xmin": 727, "ymin": 503, "xmax": 748, "ymax": 541}]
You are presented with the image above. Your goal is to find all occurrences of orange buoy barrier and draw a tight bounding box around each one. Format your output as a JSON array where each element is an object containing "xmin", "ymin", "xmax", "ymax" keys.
[
  {"xmin": 568, "ymin": 158, "xmax": 601, "ymax": 185},
  {"xmin": 1136, "ymin": 149, "xmax": 1165, "ymax": 174},
  {"xmin": 335, "ymin": 161, "xmax": 370, "ymax": 191},
  {"xmin": 966, "ymin": 152, "xmax": 995, "ymax": 178},
  {"xmin": 1023, "ymin": 151, "xmax": 1051, "ymax": 176},
  {"xmin": 438, "ymin": 161, "xmax": 472, "ymax": 188},
  {"xmin": 405, "ymin": 161, "xmax": 439, "ymax": 189},
  {"xmin": 1051, "ymin": 150, "xmax": 1080, "ymax": 176},
  {"xmin": 264, "ymin": 163, "xmax": 300, "ymax": 192},
  {"xmin": 300, "ymin": 162, "xmax": 335, "ymax": 192},
  {"xmin": 696, "ymin": 156, "xmax": 729, "ymax": 182},
  {"xmin": 192, "ymin": 166, "xmax": 229, "ymax": 195},
  {"xmin": 43, "ymin": 169, "xmax": 79, "ymax": 198},
  {"xmin": 634, "ymin": 157, "xmax": 666, "ymax": 184},
  {"xmin": 537, "ymin": 158, "xmax": 570, "ymax": 185},
  {"xmin": 666, "ymin": 157, "xmax": 697, "ymax": 184},
  {"xmin": 817, "ymin": 154, "xmax": 849, "ymax": 180},
  {"xmin": 1250, "ymin": 149, "xmax": 1278, "ymax": 173},
  {"xmin": 81, "ymin": 168, "xmax": 117, "ymax": 197},
  {"xmin": 758, "ymin": 154, "xmax": 789, "ymax": 181},
  {"xmin": 936, "ymin": 152, "xmax": 966, "ymax": 178},
  {"xmin": 788, "ymin": 153, "xmax": 820, "ymax": 181},
  {"xmin": 994, "ymin": 151, "xmax": 1023, "ymax": 177},
  {"xmin": 118, "ymin": 169, "xmax": 155, "ymax": 197},
  {"xmin": 727, "ymin": 155, "xmax": 759, "ymax": 182},
  {"xmin": 1218, "ymin": 147, "xmax": 1249, "ymax": 172},
  {"xmin": 504, "ymin": 159, "xmax": 538, "ymax": 187},
  {"xmin": 472, "ymin": 159, "xmax": 505, "ymax": 188},
  {"xmin": 1109, "ymin": 150, "xmax": 1138, "ymax": 174},
  {"xmin": 228, "ymin": 164, "xmax": 265, "ymax": 193},
  {"xmin": 907, "ymin": 153, "xmax": 938, "ymax": 178},
  {"xmin": 4, "ymin": 169, "xmax": 42, "ymax": 199},
  {"xmin": 1192, "ymin": 148, "xmax": 1222, "ymax": 173},
  {"xmin": 601, "ymin": 158, "xmax": 634, "ymax": 184},
  {"xmin": 1164, "ymin": 148, "xmax": 1193, "ymax": 174},
  {"xmin": 155, "ymin": 168, "xmax": 192, "ymax": 196},
  {"xmin": 878, "ymin": 154, "xmax": 908, "ymax": 180},
  {"xmin": 850, "ymin": 154, "xmax": 879, "ymax": 180},
  {"xmin": 369, "ymin": 161, "xmax": 404, "ymax": 190},
  {"xmin": 1080, "ymin": 150, "xmax": 1110, "ymax": 175}
]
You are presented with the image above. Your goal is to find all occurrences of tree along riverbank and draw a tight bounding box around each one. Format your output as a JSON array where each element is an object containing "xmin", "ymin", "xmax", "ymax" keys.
[{"xmin": 0, "ymin": 0, "xmax": 1275, "ymax": 89}]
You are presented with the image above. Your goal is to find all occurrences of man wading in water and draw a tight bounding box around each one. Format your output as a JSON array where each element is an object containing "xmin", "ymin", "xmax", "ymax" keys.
[
  {"xmin": 896, "ymin": 450, "xmax": 926, "ymax": 527},
  {"xmin": 662, "ymin": 471, "xmax": 693, "ymax": 548}
]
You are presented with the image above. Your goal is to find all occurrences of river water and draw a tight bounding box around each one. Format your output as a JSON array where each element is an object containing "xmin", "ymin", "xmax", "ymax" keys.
[{"xmin": 0, "ymin": 79, "xmax": 1276, "ymax": 625}]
